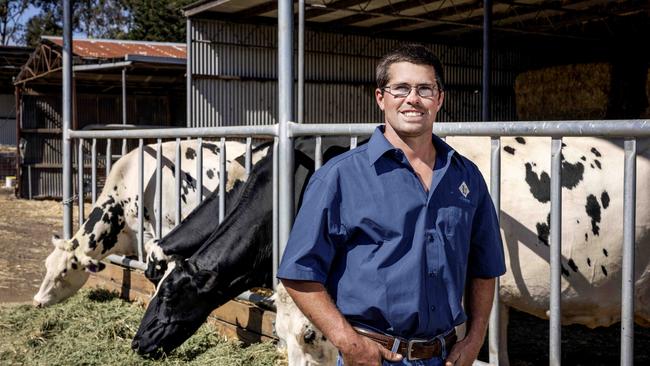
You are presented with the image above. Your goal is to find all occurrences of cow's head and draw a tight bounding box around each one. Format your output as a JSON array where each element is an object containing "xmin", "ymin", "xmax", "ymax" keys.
[
  {"xmin": 273, "ymin": 283, "xmax": 337, "ymax": 365},
  {"xmin": 33, "ymin": 235, "xmax": 106, "ymax": 307},
  {"xmin": 131, "ymin": 259, "xmax": 219, "ymax": 356}
]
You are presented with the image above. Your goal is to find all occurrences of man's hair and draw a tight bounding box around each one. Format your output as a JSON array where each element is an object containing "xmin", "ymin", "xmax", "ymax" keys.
[{"xmin": 376, "ymin": 43, "xmax": 445, "ymax": 91}]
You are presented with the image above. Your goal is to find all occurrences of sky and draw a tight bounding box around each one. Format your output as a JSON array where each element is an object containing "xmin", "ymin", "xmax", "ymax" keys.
[{"xmin": 9, "ymin": 4, "xmax": 83, "ymax": 46}]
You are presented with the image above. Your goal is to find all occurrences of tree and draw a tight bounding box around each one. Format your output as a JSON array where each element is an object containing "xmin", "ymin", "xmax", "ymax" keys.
[
  {"xmin": 0, "ymin": 0, "xmax": 29, "ymax": 45},
  {"xmin": 22, "ymin": 0, "xmax": 130, "ymax": 47},
  {"xmin": 123, "ymin": 0, "xmax": 194, "ymax": 42}
]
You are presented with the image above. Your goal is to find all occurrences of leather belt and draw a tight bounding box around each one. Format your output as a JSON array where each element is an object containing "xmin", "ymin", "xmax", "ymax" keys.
[{"xmin": 353, "ymin": 326, "xmax": 457, "ymax": 361}]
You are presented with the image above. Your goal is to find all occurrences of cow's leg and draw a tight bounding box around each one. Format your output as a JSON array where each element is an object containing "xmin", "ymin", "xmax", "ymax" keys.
[{"xmin": 498, "ymin": 303, "xmax": 510, "ymax": 366}]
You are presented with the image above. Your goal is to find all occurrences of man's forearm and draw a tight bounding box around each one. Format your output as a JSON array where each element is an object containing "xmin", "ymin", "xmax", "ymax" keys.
[{"xmin": 464, "ymin": 277, "xmax": 496, "ymax": 343}]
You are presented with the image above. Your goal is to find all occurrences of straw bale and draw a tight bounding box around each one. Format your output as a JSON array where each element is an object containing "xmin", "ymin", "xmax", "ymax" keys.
[{"xmin": 515, "ymin": 63, "xmax": 611, "ymax": 120}]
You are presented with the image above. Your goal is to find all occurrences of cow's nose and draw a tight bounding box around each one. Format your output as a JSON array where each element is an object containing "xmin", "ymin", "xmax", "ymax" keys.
[
  {"xmin": 33, "ymin": 300, "xmax": 43, "ymax": 308},
  {"xmin": 303, "ymin": 328, "xmax": 316, "ymax": 343},
  {"xmin": 131, "ymin": 339, "xmax": 139, "ymax": 351}
]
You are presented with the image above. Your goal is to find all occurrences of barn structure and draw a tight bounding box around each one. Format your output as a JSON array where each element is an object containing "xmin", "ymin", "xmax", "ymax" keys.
[
  {"xmin": 181, "ymin": 0, "xmax": 649, "ymax": 128},
  {"xmin": 12, "ymin": 37, "xmax": 187, "ymax": 199},
  {"xmin": 51, "ymin": 1, "xmax": 649, "ymax": 366},
  {"xmin": 0, "ymin": 46, "xmax": 32, "ymax": 184}
]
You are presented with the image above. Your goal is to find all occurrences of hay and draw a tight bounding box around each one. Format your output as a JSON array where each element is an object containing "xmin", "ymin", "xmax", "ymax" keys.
[
  {"xmin": 515, "ymin": 63, "xmax": 612, "ymax": 120},
  {"xmin": 0, "ymin": 289, "xmax": 285, "ymax": 366}
]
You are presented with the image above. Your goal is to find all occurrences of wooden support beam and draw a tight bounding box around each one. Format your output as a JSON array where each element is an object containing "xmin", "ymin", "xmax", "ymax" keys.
[{"xmin": 83, "ymin": 261, "xmax": 277, "ymax": 344}]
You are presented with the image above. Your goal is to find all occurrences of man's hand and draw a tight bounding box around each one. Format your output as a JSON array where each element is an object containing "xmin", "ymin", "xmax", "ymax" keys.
[
  {"xmin": 444, "ymin": 335, "xmax": 482, "ymax": 366},
  {"xmin": 340, "ymin": 332, "xmax": 402, "ymax": 366}
]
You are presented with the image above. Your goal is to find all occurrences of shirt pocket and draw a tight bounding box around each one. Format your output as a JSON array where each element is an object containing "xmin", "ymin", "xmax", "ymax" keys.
[{"xmin": 438, "ymin": 202, "xmax": 474, "ymax": 245}]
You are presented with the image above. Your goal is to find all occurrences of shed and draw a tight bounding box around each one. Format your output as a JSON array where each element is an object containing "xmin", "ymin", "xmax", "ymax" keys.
[
  {"xmin": 13, "ymin": 37, "xmax": 187, "ymax": 199},
  {"xmin": 182, "ymin": 0, "xmax": 648, "ymax": 127}
]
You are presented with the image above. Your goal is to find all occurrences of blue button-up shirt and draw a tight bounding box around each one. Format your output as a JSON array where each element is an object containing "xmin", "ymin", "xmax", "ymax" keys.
[{"xmin": 278, "ymin": 126, "xmax": 506, "ymax": 339}]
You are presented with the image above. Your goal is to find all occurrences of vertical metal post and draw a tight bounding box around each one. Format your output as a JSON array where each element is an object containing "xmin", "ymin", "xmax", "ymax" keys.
[
  {"xmin": 196, "ymin": 138, "xmax": 203, "ymax": 204},
  {"xmin": 350, "ymin": 136, "xmax": 358, "ymax": 149},
  {"xmin": 137, "ymin": 139, "xmax": 144, "ymax": 262},
  {"xmin": 272, "ymin": 138, "xmax": 279, "ymax": 288},
  {"xmin": 218, "ymin": 137, "xmax": 226, "ymax": 223},
  {"xmin": 621, "ymin": 139, "xmax": 636, "ymax": 366},
  {"xmin": 62, "ymin": 0, "xmax": 73, "ymax": 239},
  {"xmin": 482, "ymin": 0, "xmax": 492, "ymax": 122},
  {"xmin": 106, "ymin": 139, "xmax": 112, "ymax": 177},
  {"xmin": 315, "ymin": 136, "xmax": 322, "ymax": 170},
  {"xmin": 245, "ymin": 137, "xmax": 252, "ymax": 176},
  {"xmin": 298, "ymin": 0, "xmax": 305, "ymax": 124},
  {"xmin": 186, "ymin": 18, "xmax": 193, "ymax": 127},
  {"xmin": 278, "ymin": 0, "xmax": 295, "ymax": 267},
  {"xmin": 77, "ymin": 140, "xmax": 84, "ymax": 225},
  {"xmin": 121, "ymin": 68, "xmax": 127, "ymax": 156},
  {"xmin": 27, "ymin": 164, "xmax": 32, "ymax": 200},
  {"xmin": 175, "ymin": 138, "xmax": 182, "ymax": 225},
  {"xmin": 550, "ymin": 138, "xmax": 563, "ymax": 366},
  {"xmin": 155, "ymin": 139, "xmax": 163, "ymax": 238},
  {"xmin": 91, "ymin": 138, "xmax": 97, "ymax": 204},
  {"xmin": 489, "ymin": 137, "xmax": 501, "ymax": 365}
]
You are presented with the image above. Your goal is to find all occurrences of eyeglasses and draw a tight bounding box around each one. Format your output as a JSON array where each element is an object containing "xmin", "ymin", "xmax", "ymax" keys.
[{"xmin": 382, "ymin": 84, "xmax": 441, "ymax": 98}]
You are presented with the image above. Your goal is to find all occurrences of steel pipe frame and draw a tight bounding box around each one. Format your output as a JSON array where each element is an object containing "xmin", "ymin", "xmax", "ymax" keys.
[
  {"xmin": 64, "ymin": 121, "xmax": 644, "ymax": 366},
  {"xmin": 277, "ymin": 0, "xmax": 294, "ymax": 291},
  {"xmin": 621, "ymin": 139, "xmax": 637, "ymax": 366},
  {"xmin": 550, "ymin": 138, "xmax": 563, "ymax": 366},
  {"xmin": 62, "ymin": 0, "xmax": 73, "ymax": 238}
]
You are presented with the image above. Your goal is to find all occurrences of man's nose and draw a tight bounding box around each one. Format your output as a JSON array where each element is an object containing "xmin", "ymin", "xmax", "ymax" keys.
[{"xmin": 404, "ymin": 88, "xmax": 421, "ymax": 104}]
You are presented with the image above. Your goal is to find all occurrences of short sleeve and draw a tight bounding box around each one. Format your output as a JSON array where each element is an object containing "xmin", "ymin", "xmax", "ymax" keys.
[
  {"xmin": 277, "ymin": 175, "xmax": 347, "ymax": 283},
  {"xmin": 467, "ymin": 173, "xmax": 506, "ymax": 278}
]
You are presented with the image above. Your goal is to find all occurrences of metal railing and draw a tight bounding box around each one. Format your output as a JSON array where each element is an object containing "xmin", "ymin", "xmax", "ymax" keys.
[{"xmin": 64, "ymin": 119, "xmax": 648, "ymax": 366}]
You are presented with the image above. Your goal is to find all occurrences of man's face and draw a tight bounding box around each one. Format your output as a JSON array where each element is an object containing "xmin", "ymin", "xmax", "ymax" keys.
[{"xmin": 375, "ymin": 62, "xmax": 444, "ymax": 139}]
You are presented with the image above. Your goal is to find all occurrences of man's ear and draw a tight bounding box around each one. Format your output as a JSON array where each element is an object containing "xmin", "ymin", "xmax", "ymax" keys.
[
  {"xmin": 375, "ymin": 88, "xmax": 386, "ymax": 111},
  {"xmin": 435, "ymin": 90, "xmax": 445, "ymax": 112}
]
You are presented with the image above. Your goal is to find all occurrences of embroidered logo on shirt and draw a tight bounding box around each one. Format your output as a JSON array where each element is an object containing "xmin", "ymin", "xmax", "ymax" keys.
[{"xmin": 459, "ymin": 181, "xmax": 470, "ymax": 198}]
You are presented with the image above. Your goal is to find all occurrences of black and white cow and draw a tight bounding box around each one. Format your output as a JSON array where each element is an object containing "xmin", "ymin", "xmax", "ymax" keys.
[
  {"xmin": 273, "ymin": 136, "xmax": 650, "ymax": 366},
  {"xmin": 131, "ymin": 148, "xmax": 315, "ymax": 355},
  {"xmin": 33, "ymin": 140, "xmax": 258, "ymax": 307}
]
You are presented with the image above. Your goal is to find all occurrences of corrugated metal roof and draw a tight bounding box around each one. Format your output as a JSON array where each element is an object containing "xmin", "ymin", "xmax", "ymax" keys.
[
  {"xmin": 43, "ymin": 36, "xmax": 186, "ymax": 60},
  {"xmin": 183, "ymin": 0, "xmax": 650, "ymax": 45}
]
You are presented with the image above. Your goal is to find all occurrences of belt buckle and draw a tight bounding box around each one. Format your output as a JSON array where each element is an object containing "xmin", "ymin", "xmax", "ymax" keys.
[{"xmin": 406, "ymin": 337, "xmax": 430, "ymax": 361}]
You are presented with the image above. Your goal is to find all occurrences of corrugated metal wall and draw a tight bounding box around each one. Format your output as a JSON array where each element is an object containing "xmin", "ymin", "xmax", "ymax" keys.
[
  {"xmin": 0, "ymin": 94, "xmax": 17, "ymax": 145},
  {"xmin": 189, "ymin": 19, "xmax": 524, "ymax": 127},
  {"xmin": 19, "ymin": 93, "xmax": 183, "ymax": 198}
]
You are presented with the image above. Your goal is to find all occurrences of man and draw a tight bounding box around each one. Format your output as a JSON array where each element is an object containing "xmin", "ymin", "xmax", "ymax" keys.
[{"xmin": 278, "ymin": 44, "xmax": 506, "ymax": 366}]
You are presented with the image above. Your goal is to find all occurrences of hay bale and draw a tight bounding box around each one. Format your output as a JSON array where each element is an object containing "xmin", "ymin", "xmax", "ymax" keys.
[{"xmin": 515, "ymin": 63, "xmax": 612, "ymax": 120}]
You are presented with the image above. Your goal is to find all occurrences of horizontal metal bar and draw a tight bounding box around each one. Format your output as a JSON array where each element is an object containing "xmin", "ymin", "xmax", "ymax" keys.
[
  {"xmin": 68, "ymin": 120, "xmax": 649, "ymax": 140},
  {"xmin": 433, "ymin": 120, "xmax": 650, "ymax": 137},
  {"xmin": 69, "ymin": 125, "xmax": 278, "ymax": 139},
  {"xmin": 106, "ymin": 254, "xmax": 147, "ymax": 271},
  {"xmin": 235, "ymin": 290, "xmax": 276, "ymax": 311},
  {"xmin": 73, "ymin": 61, "xmax": 132, "ymax": 71},
  {"xmin": 290, "ymin": 120, "xmax": 650, "ymax": 138}
]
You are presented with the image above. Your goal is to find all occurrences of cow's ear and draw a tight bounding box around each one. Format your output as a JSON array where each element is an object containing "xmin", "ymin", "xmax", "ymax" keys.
[
  {"xmin": 194, "ymin": 270, "xmax": 218, "ymax": 294},
  {"xmin": 51, "ymin": 235, "xmax": 64, "ymax": 248}
]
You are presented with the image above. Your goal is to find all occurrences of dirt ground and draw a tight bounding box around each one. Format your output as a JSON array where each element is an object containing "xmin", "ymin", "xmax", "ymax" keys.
[
  {"xmin": 0, "ymin": 188, "xmax": 67, "ymax": 303},
  {"xmin": 0, "ymin": 188, "xmax": 648, "ymax": 364}
]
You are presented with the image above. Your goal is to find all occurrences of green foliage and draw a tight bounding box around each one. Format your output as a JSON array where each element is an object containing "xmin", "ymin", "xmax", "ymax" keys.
[
  {"xmin": 0, "ymin": 288, "xmax": 284, "ymax": 366},
  {"xmin": 22, "ymin": 0, "xmax": 193, "ymax": 47},
  {"xmin": 123, "ymin": 0, "xmax": 194, "ymax": 42}
]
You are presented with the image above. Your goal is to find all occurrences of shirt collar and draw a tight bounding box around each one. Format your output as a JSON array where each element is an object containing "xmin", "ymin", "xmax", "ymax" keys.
[{"xmin": 367, "ymin": 125, "xmax": 458, "ymax": 166}]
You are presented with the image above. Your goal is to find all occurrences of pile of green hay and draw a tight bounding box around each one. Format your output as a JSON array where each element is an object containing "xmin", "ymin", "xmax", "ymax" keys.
[{"xmin": 0, "ymin": 289, "xmax": 285, "ymax": 366}]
